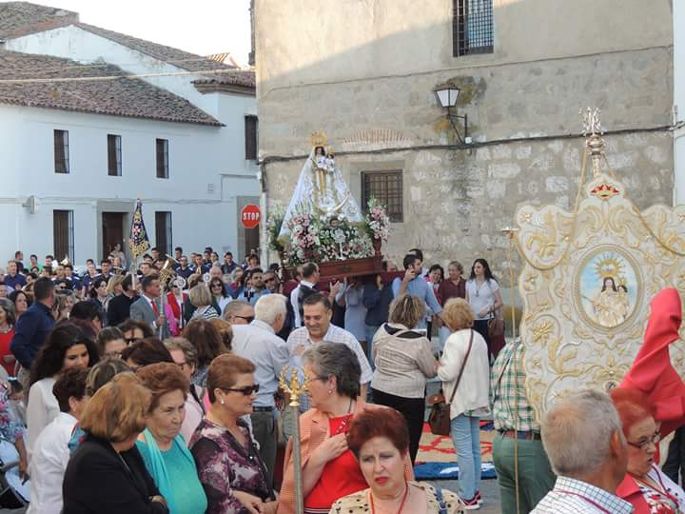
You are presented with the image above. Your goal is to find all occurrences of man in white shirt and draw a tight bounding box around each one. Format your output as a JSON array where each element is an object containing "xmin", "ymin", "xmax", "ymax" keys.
[
  {"xmin": 531, "ymin": 389, "xmax": 633, "ymax": 513},
  {"xmin": 230, "ymin": 294, "xmax": 290, "ymax": 486},
  {"xmin": 28, "ymin": 367, "xmax": 89, "ymax": 514},
  {"xmin": 287, "ymin": 293, "xmax": 372, "ymax": 411}
]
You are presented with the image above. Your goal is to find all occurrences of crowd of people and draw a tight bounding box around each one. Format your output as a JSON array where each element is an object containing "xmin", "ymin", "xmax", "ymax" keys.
[{"xmin": 0, "ymin": 246, "xmax": 682, "ymax": 513}]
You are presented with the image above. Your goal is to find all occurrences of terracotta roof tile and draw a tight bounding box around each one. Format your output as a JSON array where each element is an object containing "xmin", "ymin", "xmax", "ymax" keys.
[
  {"xmin": 192, "ymin": 70, "xmax": 256, "ymax": 89},
  {"xmin": 0, "ymin": 1, "xmax": 77, "ymax": 39},
  {"xmin": 0, "ymin": 50, "xmax": 222, "ymax": 125},
  {"xmin": 0, "ymin": 3, "xmax": 252, "ymax": 88},
  {"xmin": 77, "ymin": 22, "xmax": 237, "ymax": 74}
]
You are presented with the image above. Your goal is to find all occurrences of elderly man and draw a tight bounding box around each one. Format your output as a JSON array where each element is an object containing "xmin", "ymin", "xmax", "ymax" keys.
[
  {"xmin": 286, "ymin": 293, "xmax": 372, "ymax": 411},
  {"xmin": 230, "ymin": 294, "xmax": 289, "ymax": 486},
  {"xmin": 223, "ymin": 300, "xmax": 255, "ymax": 325},
  {"xmin": 491, "ymin": 339, "xmax": 555, "ymax": 513},
  {"xmin": 531, "ymin": 389, "xmax": 632, "ymax": 513}
]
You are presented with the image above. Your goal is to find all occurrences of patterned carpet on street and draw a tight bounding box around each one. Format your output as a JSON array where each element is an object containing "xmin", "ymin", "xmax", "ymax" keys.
[{"xmin": 414, "ymin": 421, "xmax": 497, "ymax": 480}]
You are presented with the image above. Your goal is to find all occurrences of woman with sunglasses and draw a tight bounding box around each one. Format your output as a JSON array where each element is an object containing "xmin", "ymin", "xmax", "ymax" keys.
[
  {"xmin": 190, "ymin": 354, "xmax": 276, "ymax": 514},
  {"xmin": 209, "ymin": 278, "xmax": 231, "ymax": 316}
]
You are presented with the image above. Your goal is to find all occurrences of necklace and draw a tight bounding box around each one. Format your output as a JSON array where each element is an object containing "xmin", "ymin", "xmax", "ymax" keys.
[
  {"xmin": 0, "ymin": 323, "xmax": 10, "ymax": 334},
  {"xmin": 331, "ymin": 398, "xmax": 354, "ymax": 435},
  {"xmin": 370, "ymin": 481, "xmax": 410, "ymax": 514}
]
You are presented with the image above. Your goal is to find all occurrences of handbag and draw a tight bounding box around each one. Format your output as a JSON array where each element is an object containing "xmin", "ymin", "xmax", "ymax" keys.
[
  {"xmin": 486, "ymin": 281, "xmax": 505, "ymax": 339},
  {"xmin": 488, "ymin": 314, "xmax": 505, "ymax": 339},
  {"xmin": 427, "ymin": 329, "xmax": 474, "ymax": 436}
]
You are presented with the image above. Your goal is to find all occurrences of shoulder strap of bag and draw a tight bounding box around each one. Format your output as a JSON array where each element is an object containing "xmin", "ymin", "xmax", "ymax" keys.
[
  {"xmin": 447, "ymin": 329, "xmax": 474, "ymax": 404},
  {"xmin": 434, "ymin": 485, "xmax": 448, "ymax": 514}
]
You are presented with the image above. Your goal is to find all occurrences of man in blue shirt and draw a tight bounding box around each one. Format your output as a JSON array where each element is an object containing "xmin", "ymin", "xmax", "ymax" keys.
[
  {"xmin": 11, "ymin": 277, "xmax": 55, "ymax": 384},
  {"xmin": 391, "ymin": 253, "xmax": 443, "ymax": 329},
  {"xmin": 3, "ymin": 261, "xmax": 26, "ymax": 291}
]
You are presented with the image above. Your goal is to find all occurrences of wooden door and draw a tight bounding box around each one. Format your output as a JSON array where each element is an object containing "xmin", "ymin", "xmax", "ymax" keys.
[{"xmin": 102, "ymin": 212, "xmax": 125, "ymax": 260}]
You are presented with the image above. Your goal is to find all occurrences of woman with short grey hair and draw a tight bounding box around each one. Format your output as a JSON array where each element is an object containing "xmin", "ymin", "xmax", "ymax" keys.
[{"xmin": 279, "ymin": 343, "xmax": 369, "ymax": 514}]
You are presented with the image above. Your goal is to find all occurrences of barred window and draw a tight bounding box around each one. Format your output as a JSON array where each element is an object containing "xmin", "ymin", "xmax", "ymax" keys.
[
  {"xmin": 453, "ymin": 0, "xmax": 494, "ymax": 57},
  {"xmin": 54, "ymin": 129, "xmax": 69, "ymax": 174},
  {"xmin": 361, "ymin": 171, "xmax": 403, "ymax": 223}
]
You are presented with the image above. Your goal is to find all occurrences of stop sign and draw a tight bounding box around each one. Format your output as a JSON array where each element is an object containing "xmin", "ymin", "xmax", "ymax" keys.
[{"xmin": 241, "ymin": 204, "xmax": 261, "ymax": 229}]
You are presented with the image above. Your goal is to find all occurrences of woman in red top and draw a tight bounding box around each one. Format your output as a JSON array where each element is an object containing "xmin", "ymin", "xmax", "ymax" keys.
[
  {"xmin": 612, "ymin": 288, "xmax": 685, "ymax": 514},
  {"xmin": 0, "ymin": 299, "xmax": 15, "ymax": 376},
  {"xmin": 279, "ymin": 343, "xmax": 414, "ymax": 514}
]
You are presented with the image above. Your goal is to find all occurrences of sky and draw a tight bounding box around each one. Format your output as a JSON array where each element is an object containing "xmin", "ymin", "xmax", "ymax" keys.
[{"xmin": 43, "ymin": 0, "xmax": 253, "ymax": 66}]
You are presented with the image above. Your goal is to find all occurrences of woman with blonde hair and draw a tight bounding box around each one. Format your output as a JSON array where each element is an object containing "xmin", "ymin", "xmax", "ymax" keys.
[
  {"xmin": 438, "ymin": 298, "xmax": 490, "ymax": 509},
  {"xmin": 370, "ymin": 294, "xmax": 437, "ymax": 463},
  {"xmin": 188, "ymin": 284, "xmax": 219, "ymax": 321},
  {"xmin": 62, "ymin": 373, "xmax": 169, "ymax": 513}
]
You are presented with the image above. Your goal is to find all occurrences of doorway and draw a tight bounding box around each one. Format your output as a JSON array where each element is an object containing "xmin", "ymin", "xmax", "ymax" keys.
[{"xmin": 102, "ymin": 212, "xmax": 125, "ymax": 261}]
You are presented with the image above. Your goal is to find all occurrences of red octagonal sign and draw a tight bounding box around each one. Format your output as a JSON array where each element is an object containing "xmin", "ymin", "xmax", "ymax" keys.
[{"xmin": 241, "ymin": 204, "xmax": 261, "ymax": 229}]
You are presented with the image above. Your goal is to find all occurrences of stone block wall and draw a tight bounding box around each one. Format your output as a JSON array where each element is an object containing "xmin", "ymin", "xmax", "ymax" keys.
[{"xmin": 265, "ymin": 130, "xmax": 673, "ymax": 276}]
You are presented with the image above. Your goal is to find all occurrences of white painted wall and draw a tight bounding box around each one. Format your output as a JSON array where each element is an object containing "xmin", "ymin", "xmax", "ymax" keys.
[
  {"xmin": 0, "ymin": 103, "xmax": 258, "ymax": 264},
  {"xmin": 3, "ymin": 23, "xmax": 261, "ymax": 263},
  {"xmin": 675, "ymin": 0, "xmax": 685, "ymax": 205}
]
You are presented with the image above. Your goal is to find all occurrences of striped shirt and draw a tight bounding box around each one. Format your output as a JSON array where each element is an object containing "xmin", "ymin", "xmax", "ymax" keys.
[
  {"xmin": 490, "ymin": 339, "xmax": 538, "ymax": 432},
  {"xmin": 370, "ymin": 323, "xmax": 437, "ymax": 399},
  {"xmin": 531, "ymin": 476, "xmax": 634, "ymax": 513}
]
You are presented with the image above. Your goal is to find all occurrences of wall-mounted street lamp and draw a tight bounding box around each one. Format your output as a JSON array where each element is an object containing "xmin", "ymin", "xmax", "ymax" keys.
[{"xmin": 435, "ymin": 86, "xmax": 470, "ymax": 144}]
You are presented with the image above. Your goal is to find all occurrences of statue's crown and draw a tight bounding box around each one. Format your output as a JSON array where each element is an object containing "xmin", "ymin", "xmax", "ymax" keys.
[{"xmin": 310, "ymin": 131, "xmax": 328, "ymax": 148}]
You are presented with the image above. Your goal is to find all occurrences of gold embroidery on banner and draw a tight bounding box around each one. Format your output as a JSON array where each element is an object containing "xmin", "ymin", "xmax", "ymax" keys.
[{"xmin": 515, "ymin": 109, "xmax": 685, "ymax": 419}]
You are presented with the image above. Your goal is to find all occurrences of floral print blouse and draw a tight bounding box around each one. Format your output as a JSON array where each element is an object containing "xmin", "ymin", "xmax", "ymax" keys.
[
  {"xmin": 190, "ymin": 418, "xmax": 272, "ymax": 514},
  {"xmin": 0, "ymin": 383, "xmax": 24, "ymax": 443}
]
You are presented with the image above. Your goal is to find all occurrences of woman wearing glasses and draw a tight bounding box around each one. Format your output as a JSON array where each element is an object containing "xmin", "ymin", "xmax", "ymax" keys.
[
  {"xmin": 611, "ymin": 388, "xmax": 685, "ymax": 514},
  {"xmin": 279, "ymin": 343, "xmax": 412, "ymax": 514},
  {"xmin": 209, "ymin": 278, "xmax": 231, "ymax": 316},
  {"xmin": 611, "ymin": 288, "xmax": 685, "ymax": 514},
  {"xmin": 190, "ymin": 354, "xmax": 276, "ymax": 514}
]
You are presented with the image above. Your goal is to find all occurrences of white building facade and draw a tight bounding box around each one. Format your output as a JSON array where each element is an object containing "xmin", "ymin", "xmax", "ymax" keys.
[{"xmin": 0, "ymin": 3, "xmax": 260, "ymax": 264}]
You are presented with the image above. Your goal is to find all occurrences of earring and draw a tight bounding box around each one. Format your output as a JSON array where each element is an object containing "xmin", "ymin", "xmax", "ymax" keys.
[
  {"xmin": 328, "ymin": 389, "xmax": 333, "ymax": 395},
  {"xmin": 220, "ymin": 399, "xmax": 225, "ymax": 405}
]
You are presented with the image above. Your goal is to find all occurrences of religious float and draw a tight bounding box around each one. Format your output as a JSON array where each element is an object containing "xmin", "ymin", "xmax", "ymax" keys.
[
  {"xmin": 267, "ymin": 132, "xmax": 390, "ymax": 280},
  {"xmin": 512, "ymin": 108, "xmax": 685, "ymax": 418}
]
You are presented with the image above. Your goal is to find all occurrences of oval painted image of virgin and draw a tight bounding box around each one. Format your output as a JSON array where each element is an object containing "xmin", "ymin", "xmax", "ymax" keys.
[{"xmin": 578, "ymin": 250, "xmax": 639, "ymax": 329}]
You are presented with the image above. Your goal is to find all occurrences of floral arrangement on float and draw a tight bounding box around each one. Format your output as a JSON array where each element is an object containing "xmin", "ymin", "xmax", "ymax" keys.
[
  {"xmin": 364, "ymin": 197, "xmax": 390, "ymax": 251},
  {"xmin": 267, "ymin": 198, "xmax": 390, "ymax": 269}
]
